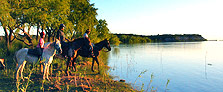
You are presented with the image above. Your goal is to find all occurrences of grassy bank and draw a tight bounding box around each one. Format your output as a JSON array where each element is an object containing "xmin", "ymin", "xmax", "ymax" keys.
[
  {"xmin": 0, "ymin": 40, "xmax": 137, "ymax": 91},
  {"xmin": 0, "ymin": 57, "xmax": 138, "ymax": 91}
]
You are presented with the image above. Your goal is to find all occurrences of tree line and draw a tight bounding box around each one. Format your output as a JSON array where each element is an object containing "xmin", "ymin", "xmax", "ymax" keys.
[
  {"xmin": 115, "ymin": 34, "xmax": 206, "ymax": 43},
  {"xmin": 115, "ymin": 34, "xmax": 152, "ymax": 44},
  {"xmin": 0, "ymin": 0, "xmax": 120, "ymax": 54}
]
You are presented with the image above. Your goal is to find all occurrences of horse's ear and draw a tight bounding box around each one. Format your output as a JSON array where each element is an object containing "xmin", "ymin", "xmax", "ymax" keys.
[{"xmin": 105, "ymin": 39, "xmax": 109, "ymax": 42}]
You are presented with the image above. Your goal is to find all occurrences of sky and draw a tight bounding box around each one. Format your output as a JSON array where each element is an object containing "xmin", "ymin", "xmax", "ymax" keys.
[{"xmin": 90, "ymin": 0, "xmax": 223, "ymax": 40}]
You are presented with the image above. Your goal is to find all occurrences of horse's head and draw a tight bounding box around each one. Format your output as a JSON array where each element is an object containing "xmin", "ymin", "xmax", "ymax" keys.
[
  {"xmin": 53, "ymin": 39, "xmax": 62, "ymax": 54},
  {"xmin": 104, "ymin": 39, "xmax": 111, "ymax": 51}
]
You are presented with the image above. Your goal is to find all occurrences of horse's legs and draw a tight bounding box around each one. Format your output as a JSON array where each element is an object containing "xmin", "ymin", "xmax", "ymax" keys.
[
  {"xmin": 91, "ymin": 58, "xmax": 95, "ymax": 72},
  {"xmin": 66, "ymin": 57, "xmax": 71, "ymax": 76},
  {"xmin": 72, "ymin": 57, "xmax": 78, "ymax": 71},
  {"xmin": 43, "ymin": 63, "xmax": 47, "ymax": 80},
  {"xmin": 20, "ymin": 61, "xmax": 27, "ymax": 80},
  {"xmin": 95, "ymin": 57, "xmax": 100, "ymax": 72},
  {"xmin": 16, "ymin": 63, "xmax": 22, "ymax": 80},
  {"xmin": 46, "ymin": 63, "xmax": 51, "ymax": 81},
  {"xmin": 40, "ymin": 61, "xmax": 43, "ymax": 73}
]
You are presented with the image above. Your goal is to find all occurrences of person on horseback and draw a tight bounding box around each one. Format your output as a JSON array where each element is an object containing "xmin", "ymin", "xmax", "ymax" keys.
[
  {"xmin": 56, "ymin": 24, "xmax": 70, "ymax": 57},
  {"xmin": 83, "ymin": 29, "xmax": 95, "ymax": 57},
  {"xmin": 36, "ymin": 32, "xmax": 45, "ymax": 57}
]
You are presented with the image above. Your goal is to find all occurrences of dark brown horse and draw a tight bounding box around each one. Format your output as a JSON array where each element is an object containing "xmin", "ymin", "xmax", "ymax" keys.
[
  {"xmin": 61, "ymin": 38, "xmax": 85, "ymax": 75},
  {"xmin": 71, "ymin": 39, "xmax": 111, "ymax": 72}
]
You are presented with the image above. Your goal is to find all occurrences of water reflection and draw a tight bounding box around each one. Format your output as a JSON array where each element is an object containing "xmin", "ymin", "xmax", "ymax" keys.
[
  {"xmin": 108, "ymin": 41, "xmax": 223, "ymax": 92},
  {"xmin": 112, "ymin": 47, "xmax": 120, "ymax": 56}
]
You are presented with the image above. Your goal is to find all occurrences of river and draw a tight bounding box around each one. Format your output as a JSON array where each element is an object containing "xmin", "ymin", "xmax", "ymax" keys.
[{"xmin": 108, "ymin": 41, "xmax": 223, "ymax": 92}]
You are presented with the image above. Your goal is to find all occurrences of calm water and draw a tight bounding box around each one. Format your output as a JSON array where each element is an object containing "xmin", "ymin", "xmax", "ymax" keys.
[{"xmin": 108, "ymin": 41, "xmax": 223, "ymax": 92}]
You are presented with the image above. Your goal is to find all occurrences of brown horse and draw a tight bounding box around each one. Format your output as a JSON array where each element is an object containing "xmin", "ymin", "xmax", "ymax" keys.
[
  {"xmin": 71, "ymin": 39, "xmax": 111, "ymax": 73},
  {"xmin": 61, "ymin": 38, "xmax": 85, "ymax": 75}
]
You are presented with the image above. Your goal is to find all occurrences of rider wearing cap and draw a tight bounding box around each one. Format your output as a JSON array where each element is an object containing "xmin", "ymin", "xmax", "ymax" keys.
[
  {"xmin": 83, "ymin": 29, "xmax": 94, "ymax": 57},
  {"xmin": 56, "ymin": 24, "xmax": 70, "ymax": 57},
  {"xmin": 56, "ymin": 24, "xmax": 70, "ymax": 42}
]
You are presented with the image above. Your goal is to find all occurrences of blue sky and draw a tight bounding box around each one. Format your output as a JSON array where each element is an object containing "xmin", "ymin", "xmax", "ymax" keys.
[{"xmin": 90, "ymin": 0, "xmax": 223, "ymax": 40}]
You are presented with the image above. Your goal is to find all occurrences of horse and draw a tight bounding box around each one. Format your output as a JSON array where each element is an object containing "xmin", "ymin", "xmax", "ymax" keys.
[
  {"xmin": 71, "ymin": 39, "xmax": 111, "ymax": 73},
  {"xmin": 60, "ymin": 38, "xmax": 85, "ymax": 75},
  {"xmin": 15, "ymin": 40, "xmax": 62, "ymax": 81}
]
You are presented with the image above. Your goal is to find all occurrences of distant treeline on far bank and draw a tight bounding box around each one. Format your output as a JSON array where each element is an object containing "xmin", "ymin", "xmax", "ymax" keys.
[{"xmin": 114, "ymin": 34, "xmax": 207, "ymax": 44}]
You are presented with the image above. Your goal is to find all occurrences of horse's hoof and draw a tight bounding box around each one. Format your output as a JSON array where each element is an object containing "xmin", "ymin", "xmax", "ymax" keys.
[{"xmin": 47, "ymin": 78, "xmax": 50, "ymax": 81}]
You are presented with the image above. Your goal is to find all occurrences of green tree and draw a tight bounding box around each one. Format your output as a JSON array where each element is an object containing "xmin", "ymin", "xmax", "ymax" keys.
[
  {"xmin": 69, "ymin": 0, "xmax": 98, "ymax": 38},
  {"xmin": 0, "ymin": 0, "xmax": 22, "ymax": 51},
  {"xmin": 109, "ymin": 34, "xmax": 120, "ymax": 46},
  {"xmin": 96, "ymin": 19, "xmax": 110, "ymax": 40}
]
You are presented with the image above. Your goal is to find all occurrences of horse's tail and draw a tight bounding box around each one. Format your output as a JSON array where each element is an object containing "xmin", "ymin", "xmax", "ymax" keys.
[{"xmin": 14, "ymin": 51, "xmax": 18, "ymax": 68}]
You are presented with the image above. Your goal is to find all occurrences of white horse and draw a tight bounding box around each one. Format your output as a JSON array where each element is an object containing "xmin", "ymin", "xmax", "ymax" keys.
[{"xmin": 15, "ymin": 40, "xmax": 62, "ymax": 81}]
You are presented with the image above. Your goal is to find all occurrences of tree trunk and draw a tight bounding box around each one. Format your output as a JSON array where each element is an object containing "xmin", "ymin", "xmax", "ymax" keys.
[
  {"xmin": 36, "ymin": 24, "xmax": 40, "ymax": 41},
  {"xmin": 47, "ymin": 31, "xmax": 51, "ymax": 42},
  {"xmin": 3, "ymin": 27, "xmax": 10, "ymax": 55},
  {"xmin": 9, "ymin": 29, "xmax": 13, "ymax": 46}
]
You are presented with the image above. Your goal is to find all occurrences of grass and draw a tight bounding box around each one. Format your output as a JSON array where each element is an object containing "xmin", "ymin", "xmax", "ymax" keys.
[{"xmin": 0, "ymin": 41, "xmax": 138, "ymax": 92}]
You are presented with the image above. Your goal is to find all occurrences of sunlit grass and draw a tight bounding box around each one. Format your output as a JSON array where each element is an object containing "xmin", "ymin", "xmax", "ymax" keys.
[{"xmin": 0, "ymin": 39, "xmax": 137, "ymax": 91}]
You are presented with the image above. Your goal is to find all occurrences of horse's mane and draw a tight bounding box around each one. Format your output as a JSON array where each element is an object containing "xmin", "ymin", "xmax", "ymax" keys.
[
  {"xmin": 95, "ymin": 39, "xmax": 108, "ymax": 45},
  {"xmin": 70, "ymin": 38, "xmax": 84, "ymax": 43},
  {"xmin": 44, "ymin": 42, "xmax": 54, "ymax": 49}
]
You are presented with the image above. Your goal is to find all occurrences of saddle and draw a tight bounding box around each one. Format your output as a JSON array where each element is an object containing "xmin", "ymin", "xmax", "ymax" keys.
[
  {"xmin": 80, "ymin": 43, "xmax": 94, "ymax": 51},
  {"xmin": 80, "ymin": 45, "xmax": 95, "ymax": 57},
  {"xmin": 27, "ymin": 48, "xmax": 41, "ymax": 57}
]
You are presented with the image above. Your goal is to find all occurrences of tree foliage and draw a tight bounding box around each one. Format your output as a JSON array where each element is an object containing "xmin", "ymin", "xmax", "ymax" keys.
[{"xmin": 0, "ymin": 0, "xmax": 121, "ymax": 52}]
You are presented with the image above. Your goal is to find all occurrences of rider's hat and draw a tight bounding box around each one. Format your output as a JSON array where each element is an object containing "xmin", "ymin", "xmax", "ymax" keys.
[
  {"xmin": 59, "ymin": 24, "xmax": 65, "ymax": 28},
  {"xmin": 40, "ymin": 32, "xmax": 45, "ymax": 35},
  {"xmin": 86, "ymin": 29, "xmax": 90, "ymax": 33}
]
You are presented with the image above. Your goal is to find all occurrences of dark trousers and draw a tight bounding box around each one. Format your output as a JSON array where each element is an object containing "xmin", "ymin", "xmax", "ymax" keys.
[
  {"xmin": 84, "ymin": 39, "xmax": 94, "ymax": 57},
  {"xmin": 84, "ymin": 39, "xmax": 93, "ymax": 51},
  {"xmin": 36, "ymin": 47, "xmax": 44, "ymax": 56},
  {"xmin": 61, "ymin": 41, "xmax": 69, "ymax": 57}
]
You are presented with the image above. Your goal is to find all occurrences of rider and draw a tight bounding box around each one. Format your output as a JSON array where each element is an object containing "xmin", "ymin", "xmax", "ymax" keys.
[
  {"xmin": 36, "ymin": 32, "xmax": 45, "ymax": 57},
  {"xmin": 83, "ymin": 29, "xmax": 94, "ymax": 57},
  {"xmin": 37, "ymin": 32, "xmax": 45, "ymax": 73},
  {"xmin": 56, "ymin": 24, "xmax": 70, "ymax": 57}
]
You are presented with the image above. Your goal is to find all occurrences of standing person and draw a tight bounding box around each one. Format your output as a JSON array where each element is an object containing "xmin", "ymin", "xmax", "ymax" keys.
[
  {"xmin": 83, "ymin": 29, "xmax": 94, "ymax": 57},
  {"xmin": 56, "ymin": 24, "xmax": 70, "ymax": 57}
]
